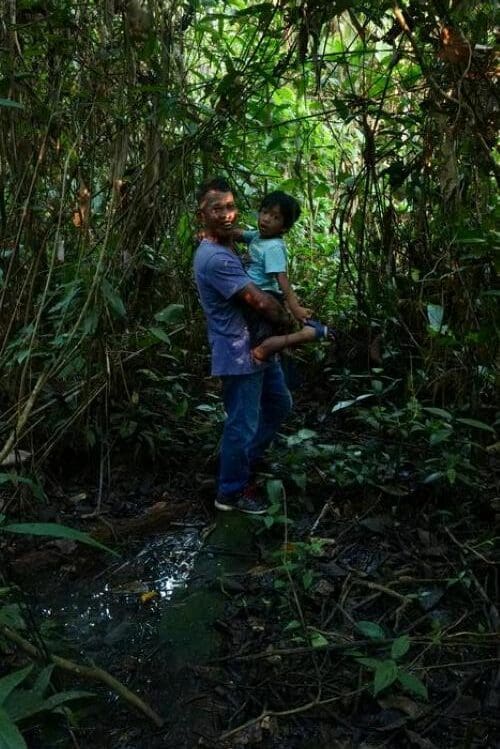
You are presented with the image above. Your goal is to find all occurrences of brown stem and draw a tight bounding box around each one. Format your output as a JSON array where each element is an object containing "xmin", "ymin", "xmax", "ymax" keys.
[{"xmin": 0, "ymin": 623, "xmax": 164, "ymax": 728}]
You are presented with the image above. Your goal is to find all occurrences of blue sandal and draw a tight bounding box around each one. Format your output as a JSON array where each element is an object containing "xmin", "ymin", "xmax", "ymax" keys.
[{"xmin": 304, "ymin": 318, "xmax": 337, "ymax": 341}]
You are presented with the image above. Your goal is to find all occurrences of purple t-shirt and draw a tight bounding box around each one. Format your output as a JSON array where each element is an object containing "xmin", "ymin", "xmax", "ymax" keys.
[{"xmin": 193, "ymin": 239, "xmax": 264, "ymax": 376}]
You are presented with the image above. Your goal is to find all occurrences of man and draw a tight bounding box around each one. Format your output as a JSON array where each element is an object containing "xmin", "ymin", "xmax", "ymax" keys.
[{"xmin": 193, "ymin": 177, "xmax": 292, "ymax": 514}]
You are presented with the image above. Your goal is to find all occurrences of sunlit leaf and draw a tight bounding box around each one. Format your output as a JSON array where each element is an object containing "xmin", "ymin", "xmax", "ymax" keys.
[
  {"xmin": 310, "ymin": 631, "xmax": 328, "ymax": 648},
  {"xmin": 427, "ymin": 304, "xmax": 444, "ymax": 332}
]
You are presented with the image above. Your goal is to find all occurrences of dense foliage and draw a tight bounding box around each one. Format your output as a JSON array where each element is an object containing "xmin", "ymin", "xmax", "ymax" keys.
[
  {"xmin": 0, "ymin": 0, "xmax": 497, "ymax": 478},
  {"xmin": 0, "ymin": 2, "xmax": 498, "ymax": 746}
]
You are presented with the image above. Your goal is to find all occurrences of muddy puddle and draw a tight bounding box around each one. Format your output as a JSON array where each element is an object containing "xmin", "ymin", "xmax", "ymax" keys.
[{"xmin": 35, "ymin": 527, "xmax": 204, "ymax": 667}]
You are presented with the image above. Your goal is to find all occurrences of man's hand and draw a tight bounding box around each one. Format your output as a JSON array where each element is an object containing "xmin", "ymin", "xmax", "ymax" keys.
[{"xmin": 236, "ymin": 283, "xmax": 290, "ymax": 328}]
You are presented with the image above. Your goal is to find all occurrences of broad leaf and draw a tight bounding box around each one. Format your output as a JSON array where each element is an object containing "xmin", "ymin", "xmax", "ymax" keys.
[
  {"xmin": 0, "ymin": 98, "xmax": 24, "ymax": 110},
  {"xmin": 332, "ymin": 394, "xmax": 373, "ymax": 413},
  {"xmin": 423, "ymin": 407, "xmax": 452, "ymax": 421},
  {"xmin": 3, "ymin": 690, "xmax": 45, "ymax": 723},
  {"xmin": 427, "ymin": 304, "xmax": 444, "ymax": 332},
  {"xmin": 33, "ymin": 666, "xmax": 55, "ymax": 696},
  {"xmin": 398, "ymin": 670, "xmax": 428, "ymax": 700},
  {"xmin": 101, "ymin": 279, "xmax": 126, "ymax": 318},
  {"xmin": 455, "ymin": 418, "xmax": 495, "ymax": 433},
  {"xmin": 0, "ymin": 604, "xmax": 25, "ymax": 631},
  {"xmin": 0, "ymin": 706, "xmax": 27, "ymax": 749},
  {"xmin": 391, "ymin": 635, "xmax": 410, "ymax": 660},
  {"xmin": 310, "ymin": 632, "xmax": 328, "ymax": 648},
  {"xmin": 0, "ymin": 667, "xmax": 32, "ymax": 705},
  {"xmin": 148, "ymin": 327, "xmax": 171, "ymax": 344},
  {"xmin": 374, "ymin": 659, "xmax": 399, "ymax": 695},
  {"xmin": 356, "ymin": 620, "xmax": 385, "ymax": 640},
  {"xmin": 1, "ymin": 523, "xmax": 118, "ymax": 556},
  {"xmin": 154, "ymin": 304, "xmax": 184, "ymax": 324},
  {"xmin": 266, "ymin": 479, "xmax": 284, "ymax": 505}
]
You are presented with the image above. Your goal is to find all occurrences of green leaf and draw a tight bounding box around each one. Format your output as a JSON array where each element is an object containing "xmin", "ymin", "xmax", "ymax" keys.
[
  {"xmin": 286, "ymin": 428, "xmax": 317, "ymax": 446},
  {"xmin": 423, "ymin": 471, "xmax": 443, "ymax": 484},
  {"xmin": 283, "ymin": 619, "xmax": 301, "ymax": 632},
  {"xmin": 355, "ymin": 657, "xmax": 381, "ymax": 670},
  {"xmin": 391, "ymin": 635, "xmax": 410, "ymax": 660},
  {"xmin": 41, "ymin": 689, "xmax": 95, "ymax": 711},
  {"xmin": 3, "ymin": 691, "xmax": 45, "ymax": 722},
  {"xmin": 455, "ymin": 418, "xmax": 495, "ymax": 433},
  {"xmin": 0, "ymin": 706, "xmax": 27, "ymax": 749},
  {"xmin": 0, "ymin": 98, "xmax": 24, "ymax": 110},
  {"xmin": 0, "ymin": 604, "xmax": 26, "ymax": 631},
  {"xmin": 332, "ymin": 394, "xmax": 373, "ymax": 413},
  {"xmin": 427, "ymin": 303, "xmax": 444, "ymax": 332},
  {"xmin": 423, "ymin": 407, "xmax": 452, "ymax": 421},
  {"xmin": 430, "ymin": 429, "xmax": 452, "ymax": 446},
  {"xmin": 101, "ymin": 279, "xmax": 126, "ymax": 318},
  {"xmin": 374, "ymin": 659, "xmax": 399, "ymax": 695},
  {"xmin": 0, "ymin": 666, "xmax": 32, "ymax": 705},
  {"xmin": 1, "ymin": 523, "xmax": 118, "ymax": 557},
  {"xmin": 356, "ymin": 620, "xmax": 385, "ymax": 640},
  {"xmin": 310, "ymin": 632, "xmax": 328, "ymax": 648},
  {"xmin": 148, "ymin": 327, "xmax": 171, "ymax": 344},
  {"xmin": 266, "ymin": 479, "xmax": 284, "ymax": 505},
  {"xmin": 302, "ymin": 569, "xmax": 314, "ymax": 590},
  {"xmin": 154, "ymin": 304, "xmax": 184, "ymax": 324},
  {"xmin": 33, "ymin": 666, "xmax": 55, "ymax": 696},
  {"xmin": 398, "ymin": 670, "xmax": 428, "ymax": 700}
]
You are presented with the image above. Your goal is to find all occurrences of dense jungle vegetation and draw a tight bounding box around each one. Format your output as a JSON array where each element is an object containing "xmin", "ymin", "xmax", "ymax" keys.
[{"xmin": 0, "ymin": 1, "xmax": 498, "ymax": 747}]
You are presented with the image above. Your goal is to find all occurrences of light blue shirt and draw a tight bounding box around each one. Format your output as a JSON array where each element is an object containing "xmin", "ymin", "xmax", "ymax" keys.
[
  {"xmin": 242, "ymin": 230, "xmax": 287, "ymax": 294},
  {"xmin": 193, "ymin": 239, "xmax": 265, "ymax": 376}
]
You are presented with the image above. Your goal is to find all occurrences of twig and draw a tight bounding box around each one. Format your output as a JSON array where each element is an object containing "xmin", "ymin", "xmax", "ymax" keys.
[
  {"xmin": 353, "ymin": 578, "xmax": 410, "ymax": 602},
  {"xmin": 219, "ymin": 688, "xmax": 360, "ymax": 742},
  {"xmin": 0, "ymin": 623, "xmax": 164, "ymax": 728}
]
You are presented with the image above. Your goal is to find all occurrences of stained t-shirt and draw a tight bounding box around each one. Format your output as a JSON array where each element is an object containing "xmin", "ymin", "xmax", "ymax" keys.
[
  {"xmin": 242, "ymin": 230, "xmax": 287, "ymax": 294},
  {"xmin": 193, "ymin": 239, "xmax": 264, "ymax": 376}
]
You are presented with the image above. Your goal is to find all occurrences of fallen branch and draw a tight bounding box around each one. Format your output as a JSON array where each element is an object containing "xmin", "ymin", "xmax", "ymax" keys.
[{"xmin": 0, "ymin": 623, "xmax": 164, "ymax": 728}]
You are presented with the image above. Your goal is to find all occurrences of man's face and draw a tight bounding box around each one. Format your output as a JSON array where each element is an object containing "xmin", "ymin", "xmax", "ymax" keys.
[{"xmin": 199, "ymin": 190, "xmax": 238, "ymax": 242}]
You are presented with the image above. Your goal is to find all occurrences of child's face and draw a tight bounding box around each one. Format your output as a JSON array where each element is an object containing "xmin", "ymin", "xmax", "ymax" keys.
[{"xmin": 258, "ymin": 205, "xmax": 285, "ymax": 238}]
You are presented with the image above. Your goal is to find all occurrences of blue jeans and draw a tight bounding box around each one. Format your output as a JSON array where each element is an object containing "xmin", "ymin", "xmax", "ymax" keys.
[{"xmin": 218, "ymin": 361, "xmax": 293, "ymax": 496}]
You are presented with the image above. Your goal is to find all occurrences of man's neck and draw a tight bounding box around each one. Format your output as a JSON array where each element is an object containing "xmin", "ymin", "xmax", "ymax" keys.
[{"xmin": 203, "ymin": 232, "xmax": 234, "ymax": 249}]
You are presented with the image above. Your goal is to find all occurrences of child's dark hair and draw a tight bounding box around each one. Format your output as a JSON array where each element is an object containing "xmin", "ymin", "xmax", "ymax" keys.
[
  {"xmin": 260, "ymin": 191, "xmax": 301, "ymax": 230},
  {"xmin": 197, "ymin": 176, "xmax": 233, "ymax": 205}
]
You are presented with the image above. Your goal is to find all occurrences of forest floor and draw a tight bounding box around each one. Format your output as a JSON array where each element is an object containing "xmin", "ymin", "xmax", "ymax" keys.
[{"xmin": 3, "ymin": 386, "xmax": 500, "ymax": 749}]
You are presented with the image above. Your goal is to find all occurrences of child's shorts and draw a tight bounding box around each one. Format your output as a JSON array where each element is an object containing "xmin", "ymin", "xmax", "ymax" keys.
[{"xmin": 241, "ymin": 291, "xmax": 287, "ymax": 347}]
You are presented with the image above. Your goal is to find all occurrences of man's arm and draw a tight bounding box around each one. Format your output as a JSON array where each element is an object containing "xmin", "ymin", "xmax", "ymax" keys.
[
  {"xmin": 276, "ymin": 272, "xmax": 312, "ymax": 322},
  {"xmin": 235, "ymin": 282, "xmax": 290, "ymax": 328}
]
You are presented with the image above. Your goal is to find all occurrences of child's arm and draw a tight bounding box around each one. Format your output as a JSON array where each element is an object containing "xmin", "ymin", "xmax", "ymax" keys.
[
  {"xmin": 276, "ymin": 271, "xmax": 312, "ymax": 322},
  {"xmin": 232, "ymin": 228, "xmax": 245, "ymax": 242}
]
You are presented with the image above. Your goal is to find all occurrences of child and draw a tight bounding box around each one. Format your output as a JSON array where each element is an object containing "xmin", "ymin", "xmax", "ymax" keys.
[{"xmin": 234, "ymin": 191, "xmax": 336, "ymax": 360}]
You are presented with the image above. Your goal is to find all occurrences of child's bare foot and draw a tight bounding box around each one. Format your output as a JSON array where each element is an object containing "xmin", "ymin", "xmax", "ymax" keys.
[
  {"xmin": 252, "ymin": 335, "xmax": 288, "ymax": 362},
  {"xmin": 252, "ymin": 327, "xmax": 317, "ymax": 362}
]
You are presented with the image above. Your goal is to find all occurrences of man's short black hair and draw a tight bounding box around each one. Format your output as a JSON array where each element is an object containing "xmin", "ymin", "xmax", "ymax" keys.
[
  {"xmin": 197, "ymin": 177, "xmax": 233, "ymax": 205},
  {"xmin": 260, "ymin": 191, "xmax": 301, "ymax": 230}
]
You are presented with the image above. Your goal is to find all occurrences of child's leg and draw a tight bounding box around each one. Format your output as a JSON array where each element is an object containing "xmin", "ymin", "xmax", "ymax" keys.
[
  {"xmin": 253, "ymin": 319, "xmax": 337, "ymax": 361},
  {"xmin": 252, "ymin": 326, "xmax": 317, "ymax": 361}
]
